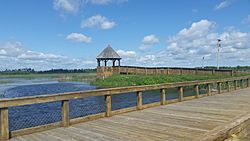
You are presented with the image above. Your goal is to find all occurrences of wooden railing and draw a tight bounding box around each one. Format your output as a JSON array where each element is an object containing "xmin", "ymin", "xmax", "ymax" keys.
[
  {"xmin": 97, "ymin": 66, "xmax": 250, "ymax": 76},
  {"xmin": 0, "ymin": 76, "xmax": 250, "ymax": 140}
]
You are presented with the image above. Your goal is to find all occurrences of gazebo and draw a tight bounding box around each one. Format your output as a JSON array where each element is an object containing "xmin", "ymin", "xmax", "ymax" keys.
[{"xmin": 96, "ymin": 45, "xmax": 121, "ymax": 67}]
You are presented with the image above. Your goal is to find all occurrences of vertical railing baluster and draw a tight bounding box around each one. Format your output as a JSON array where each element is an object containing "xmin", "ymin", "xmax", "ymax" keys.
[
  {"xmin": 0, "ymin": 108, "xmax": 9, "ymax": 140},
  {"xmin": 240, "ymin": 79, "xmax": 244, "ymax": 89},
  {"xmin": 247, "ymin": 79, "xmax": 250, "ymax": 87},
  {"xmin": 234, "ymin": 80, "xmax": 238, "ymax": 90},
  {"xmin": 137, "ymin": 91, "xmax": 142, "ymax": 110},
  {"xmin": 178, "ymin": 87, "xmax": 183, "ymax": 102},
  {"xmin": 160, "ymin": 89, "xmax": 166, "ymax": 105},
  {"xmin": 105, "ymin": 95, "xmax": 111, "ymax": 117},
  {"xmin": 217, "ymin": 82, "xmax": 221, "ymax": 94},
  {"xmin": 207, "ymin": 84, "xmax": 211, "ymax": 96},
  {"xmin": 226, "ymin": 81, "xmax": 230, "ymax": 92},
  {"xmin": 61, "ymin": 100, "xmax": 69, "ymax": 127},
  {"xmin": 195, "ymin": 85, "xmax": 199, "ymax": 98}
]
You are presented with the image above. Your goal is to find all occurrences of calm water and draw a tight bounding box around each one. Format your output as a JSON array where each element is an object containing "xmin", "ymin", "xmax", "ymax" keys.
[{"xmin": 0, "ymin": 78, "xmax": 207, "ymax": 131}]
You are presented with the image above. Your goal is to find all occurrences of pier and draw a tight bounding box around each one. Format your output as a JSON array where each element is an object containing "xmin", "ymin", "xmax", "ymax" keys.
[{"xmin": 0, "ymin": 76, "xmax": 249, "ymax": 140}]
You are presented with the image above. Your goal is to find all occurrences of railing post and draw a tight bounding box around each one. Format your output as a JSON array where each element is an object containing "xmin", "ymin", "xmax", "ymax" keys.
[
  {"xmin": 226, "ymin": 81, "xmax": 230, "ymax": 92},
  {"xmin": 105, "ymin": 95, "xmax": 111, "ymax": 117},
  {"xmin": 195, "ymin": 85, "xmax": 199, "ymax": 98},
  {"xmin": 160, "ymin": 89, "xmax": 166, "ymax": 105},
  {"xmin": 137, "ymin": 91, "xmax": 142, "ymax": 110},
  {"xmin": 0, "ymin": 108, "xmax": 9, "ymax": 140},
  {"xmin": 217, "ymin": 82, "xmax": 221, "ymax": 94},
  {"xmin": 207, "ymin": 84, "xmax": 211, "ymax": 96},
  {"xmin": 240, "ymin": 79, "xmax": 244, "ymax": 89},
  {"xmin": 61, "ymin": 100, "xmax": 69, "ymax": 127},
  {"xmin": 178, "ymin": 87, "xmax": 183, "ymax": 102},
  {"xmin": 247, "ymin": 79, "xmax": 250, "ymax": 87},
  {"xmin": 231, "ymin": 70, "xmax": 234, "ymax": 76},
  {"xmin": 234, "ymin": 80, "xmax": 237, "ymax": 90},
  {"xmin": 212, "ymin": 69, "xmax": 215, "ymax": 75}
]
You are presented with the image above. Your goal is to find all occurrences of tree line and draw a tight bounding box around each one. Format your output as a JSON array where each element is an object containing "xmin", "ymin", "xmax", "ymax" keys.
[{"xmin": 1, "ymin": 68, "xmax": 97, "ymax": 74}]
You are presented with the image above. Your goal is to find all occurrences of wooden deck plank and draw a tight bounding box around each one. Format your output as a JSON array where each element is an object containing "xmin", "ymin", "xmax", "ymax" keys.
[
  {"xmin": 9, "ymin": 87, "xmax": 250, "ymax": 141},
  {"xmin": 118, "ymin": 111, "xmax": 222, "ymax": 131}
]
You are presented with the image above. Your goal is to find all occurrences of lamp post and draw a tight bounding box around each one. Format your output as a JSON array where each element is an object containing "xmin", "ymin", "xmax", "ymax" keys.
[
  {"xmin": 217, "ymin": 39, "xmax": 222, "ymax": 69},
  {"xmin": 202, "ymin": 56, "xmax": 205, "ymax": 69}
]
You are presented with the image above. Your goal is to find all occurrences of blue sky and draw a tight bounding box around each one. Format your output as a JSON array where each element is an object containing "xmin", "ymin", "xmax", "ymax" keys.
[{"xmin": 0, "ymin": 0, "xmax": 250, "ymax": 70}]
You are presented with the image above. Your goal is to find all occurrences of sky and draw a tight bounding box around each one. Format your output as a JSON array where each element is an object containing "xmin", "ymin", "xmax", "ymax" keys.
[{"xmin": 0, "ymin": 0, "xmax": 250, "ymax": 70}]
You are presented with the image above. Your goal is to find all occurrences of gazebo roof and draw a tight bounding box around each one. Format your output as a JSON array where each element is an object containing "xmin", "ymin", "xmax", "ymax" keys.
[{"xmin": 97, "ymin": 45, "xmax": 121, "ymax": 60}]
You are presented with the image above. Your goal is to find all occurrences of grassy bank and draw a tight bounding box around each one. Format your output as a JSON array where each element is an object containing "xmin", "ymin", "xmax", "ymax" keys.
[
  {"xmin": 0, "ymin": 73, "xmax": 97, "ymax": 83},
  {"xmin": 91, "ymin": 74, "xmax": 250, "ymax": 88},
  {"xmin": 0, "ymin": 80, "xmax": 13, "ymax": 84}
]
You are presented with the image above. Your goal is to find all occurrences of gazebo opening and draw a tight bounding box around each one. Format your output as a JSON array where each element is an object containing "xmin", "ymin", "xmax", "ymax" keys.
[{"xmin": 96, "ymin": 45, "xmax": 121, "ymax": 67}]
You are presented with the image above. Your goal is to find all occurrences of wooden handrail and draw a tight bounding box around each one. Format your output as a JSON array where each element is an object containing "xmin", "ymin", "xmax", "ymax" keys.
[{"xmin": 0, "ymin": 76, "xmax": 249, "ymax": 108}]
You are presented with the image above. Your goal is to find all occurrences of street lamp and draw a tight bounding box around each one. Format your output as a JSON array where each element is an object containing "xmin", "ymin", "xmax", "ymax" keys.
[
  {"xmin": 202, "ymin": 56, "xmax": 205, "ymax": 68},
  {"xmin": 217, "ymin": 39, "xmax": 222, "ymax": 69}
]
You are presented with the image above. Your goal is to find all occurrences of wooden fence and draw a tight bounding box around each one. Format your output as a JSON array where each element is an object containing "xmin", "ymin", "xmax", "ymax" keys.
[
  {"xmin": 97, "ymin": 66, "xmax": 247, "ymax": 78},
  {"xmin": 0, "ymin": 76, "xmax": 250, "ymax": 140}
]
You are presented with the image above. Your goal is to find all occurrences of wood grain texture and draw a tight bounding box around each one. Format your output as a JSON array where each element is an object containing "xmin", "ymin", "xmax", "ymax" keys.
[
  {"xmin": 217, "ymin": 82, "xmax": 222, "ymax": 94},
  {"xmin": 9, "ymin": 88, "xmax": 250, "ymax": 141},
  {"xmin": 61, "ymin": 100, "xmax": 69, "ymax": 127},
  {"xmin": 105, "ymin": 95, "xmax": 111, "ymax": 117},
  {"xmin": 136, "ymin": 91, "xmax": 142, "ymax": 110},
  {"xmin": 178, "ymin": 87, "xmax": 183, "ymax": 102},
  {"xmin": 195, "ymin": 85, "xmax": 199, "ymax": 98},
  {"xmin": 0, "ymin": 108, "xmax": 9, "ymax": 140},
  {"xmin": 160, "ymin": 89, "xmax": 166, "ymax": 105}
]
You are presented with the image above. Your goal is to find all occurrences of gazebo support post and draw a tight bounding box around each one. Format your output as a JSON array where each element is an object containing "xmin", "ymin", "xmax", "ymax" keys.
[
  {"xmin": 97, "ymin": 60, "xmax": 101, "ymax": 67},
  {"xmin": 104, "ymin": 60, "xmax": 107, "ymax": 66},
  {"xmin": 118, "ymin": 59, "xmax": 121, "ymax": 67}
]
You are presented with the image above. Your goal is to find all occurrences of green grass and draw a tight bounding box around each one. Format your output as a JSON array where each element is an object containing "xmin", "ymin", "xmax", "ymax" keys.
[
  {"xmin": 1, "ymin": 72, "xmax": 249, "ymax": 87},
  {"xmin": 0, "ymin": 73, "xmax": 97, "ymax": 83},
  {"xmin": 91, "ymin": 74, "xmax": 250, "ymax": 88},
  {"xmin": 0, "ymin": 80, "xmax": 13, "ymax": 84}
]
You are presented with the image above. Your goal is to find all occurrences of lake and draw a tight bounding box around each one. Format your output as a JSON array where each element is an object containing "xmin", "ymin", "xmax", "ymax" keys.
[{"xmin": 0, "ymin": 77, "xmax": 207, "ymax": 131}]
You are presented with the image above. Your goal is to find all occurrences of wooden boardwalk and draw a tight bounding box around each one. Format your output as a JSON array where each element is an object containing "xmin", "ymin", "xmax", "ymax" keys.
[{"xmin": 10, "ymin": 88, "xmax": 250, "ymax": 141}]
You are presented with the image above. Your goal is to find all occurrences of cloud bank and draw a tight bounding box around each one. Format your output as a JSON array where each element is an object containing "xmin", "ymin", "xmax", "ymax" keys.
[{"xmin": 0, "ymin": 42, "xmax": 95, "ymax": 70}]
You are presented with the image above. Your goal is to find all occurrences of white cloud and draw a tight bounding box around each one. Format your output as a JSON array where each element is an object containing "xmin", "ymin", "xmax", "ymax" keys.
[
  {"xmin": 53, "ymin": 0, "xmax": 127, "ymax": 15},
  {"xmin": 125, "ymin": 19, "xmax": 250, "ymax": 67},
  {"xmin": 215, "ymin": 0, "xmax": 232, "ymax": 10},
  {"xmin": 0, "ymin": 42, "xmax": 96, "ymax": 70},
  {"xmin": 66, "ymin": 33, "xmax": 92, "ymax": 43},
  {"xmin": 137, "ymin": 55, "xmax": 155, "ymax": 62},
  {"xmin": 139, "ymin": 44, "xmax": 151, "ymax": 51},
  {"xmin": 117, "ymin": 50, "xmax": 136, "ymax": 58},
  {"xmin": 81, "ymin": 15, "xmax": 116, "ymax": 30},
  {"xmin": 139, "ymin": 34, "xmax": 159, "ymax": 51},
  {"xmin": 0, "ymin": 50, "xmax": 6, "ymax": 55},
  {"xmin": 159, "ymin": 19, "xmax": 250, "ymax": 67},
  {"xmin": 142, "ymin": 34, "xmax": 159, "ymax": 44},
  {"xmin": 53, "ymin": 0, "xmax": 81, "ymax": 14}
]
